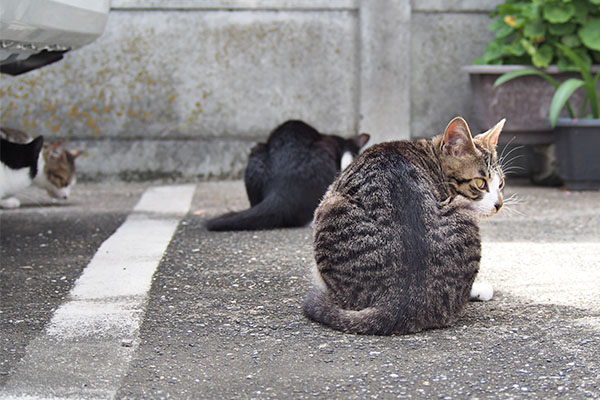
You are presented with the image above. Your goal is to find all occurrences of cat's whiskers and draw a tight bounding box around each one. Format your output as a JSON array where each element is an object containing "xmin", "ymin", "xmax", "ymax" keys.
[
  {"xmin": 498, "ymin": 136, "xmax": 517, "ymax": 160},
  {"xmin": 500, "ymin": 192, "xmax": 526, "ymax": 216},
  {"xmin": 501, "ymin": 153, "xmax": 525, "ymax": 166},
  {"xmin": 501, "ymin": 165, "xmax": 526, "ymax": 177},
  {"xmin": 498, "ymin": 144, "xmax": 524, "ymax": 166},
  {"xmin": 503, "ymin": 192, "xmax": 524, "ymax": 205},
  {"xmin": 498, "ymin": 149, "xmax": 526, "ymax": 177},
  {"xmin": 14, "ymin": 190, "xmax": 60, "ymax": 208},
  {"xmin": 501, "ymin": 203, "xmax": 526, "ymax": 216}
]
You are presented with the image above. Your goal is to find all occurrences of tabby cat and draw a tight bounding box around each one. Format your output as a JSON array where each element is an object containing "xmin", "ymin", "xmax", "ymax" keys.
[
  {"xmin": 0, "ymin": 127, "xmax": 81, "ymax": 208},
  {"xmin": 303, "ymin": 117, "xmax": 505, "ymax": 335},
  {"xmin": 206, "ymin": 120, "xmax": 370, "ymax": 231}
]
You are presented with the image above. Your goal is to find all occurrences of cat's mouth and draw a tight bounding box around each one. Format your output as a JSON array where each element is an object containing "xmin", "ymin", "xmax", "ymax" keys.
[{"xmin": 473, "ymin": 201, "xmax": 502, "ymax": 219}]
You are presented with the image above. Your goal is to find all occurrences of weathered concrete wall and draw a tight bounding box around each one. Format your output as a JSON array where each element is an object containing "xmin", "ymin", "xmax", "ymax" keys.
[
  {"xmin": 0, "ymin": 0, "xmax": 503, "ymax": 181},
  {"xmin": 410, "ymin": 1, "xmax": 500, "ymax": 137}
]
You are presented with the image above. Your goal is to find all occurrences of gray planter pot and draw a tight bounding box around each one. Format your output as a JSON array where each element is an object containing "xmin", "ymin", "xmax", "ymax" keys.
[
  {"xmin": 555, "ymin": 118, "xmax": 600, "ymax": 190},
  {"xmin": 463, "ymin": 65, "xmax": 596, "ymax": 144}
]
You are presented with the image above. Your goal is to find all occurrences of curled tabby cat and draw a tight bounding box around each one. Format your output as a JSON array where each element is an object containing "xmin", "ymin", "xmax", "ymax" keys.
[{"xmin": 303, "ymin": 117, "xmax": 505, "ymax": 335}]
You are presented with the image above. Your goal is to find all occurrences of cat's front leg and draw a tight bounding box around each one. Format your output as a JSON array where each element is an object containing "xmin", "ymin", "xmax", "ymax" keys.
[
  {"xmin": 470, "ymin": 281, "xmax": 494, "ymax": 301},
  {"xmin": 0, "ymin": 197, "xmax": 21, "ymax": 209}
]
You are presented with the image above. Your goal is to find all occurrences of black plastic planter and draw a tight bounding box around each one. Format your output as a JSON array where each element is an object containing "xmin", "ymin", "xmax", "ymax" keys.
[{"xmin": 555, "ymin": 118, "xmax": 600, "ymax": 190}]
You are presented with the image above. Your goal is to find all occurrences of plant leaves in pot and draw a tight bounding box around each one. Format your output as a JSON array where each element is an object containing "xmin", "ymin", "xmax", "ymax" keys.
[
  {"xmin": 469, "ymin": 0, "xmax": 600, "ymax": 189},
  {"xmin": 496, "ymin": 43, "xmax": 600, "ymax": 190}
]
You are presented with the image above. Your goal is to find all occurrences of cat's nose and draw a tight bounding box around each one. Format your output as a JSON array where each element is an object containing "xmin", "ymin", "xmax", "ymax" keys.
[{"xmin": 494, "ymin": 202, "xmax": 502, "ymax": 212}]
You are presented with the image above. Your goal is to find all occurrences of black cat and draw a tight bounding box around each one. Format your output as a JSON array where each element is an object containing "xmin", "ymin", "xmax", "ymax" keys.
[
  {"xmin": 206, "ymin": 120, "xmax": 370, "ymax": 231},
  {"xmin": 1, "ymin": 136, "xmax": 45, "ymax": 207}
]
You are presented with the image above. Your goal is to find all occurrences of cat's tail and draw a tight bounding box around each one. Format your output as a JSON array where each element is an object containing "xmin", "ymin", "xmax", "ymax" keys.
[
  {"xmin": 205, "ymin": 195, "xmax": 293, "ymax": 231},
  {"xmin": 302, "ymin": 288, "xmax": 398, "ymax": 336}
]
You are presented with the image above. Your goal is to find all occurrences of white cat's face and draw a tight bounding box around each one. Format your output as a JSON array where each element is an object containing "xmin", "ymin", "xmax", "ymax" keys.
[{"xmin": 472, "ymin": 172, "xmax": 503, "ymax": 218}]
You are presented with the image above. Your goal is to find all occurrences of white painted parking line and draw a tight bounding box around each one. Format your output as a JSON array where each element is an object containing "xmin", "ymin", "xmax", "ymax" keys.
[{"xmin": 0, "ymin": 184, "xmax": 196, "ymax": 400}]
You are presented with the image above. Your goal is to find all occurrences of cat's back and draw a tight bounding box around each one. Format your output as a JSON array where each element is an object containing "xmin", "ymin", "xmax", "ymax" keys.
[
  {"xmin": 0, "ymin": 135, "xmax": 44, "ymax": 199},
  {"xmin": 330, "ymin": 139, "xmax": 446, "ymax": 206},
  {"xmin": 263, "ymin": 120, "xmax": 338, "ymax": 182},
  {"xmin": 315, "ymin": 140, "xmax": 444, "ymax": 266},
  {"xmin": 266, "ymin": 120, "xmax": 321, "ymax": 150}
]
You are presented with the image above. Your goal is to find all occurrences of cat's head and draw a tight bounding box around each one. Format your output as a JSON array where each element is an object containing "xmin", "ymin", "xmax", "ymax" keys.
[
  {"xmin": 438, "ymin": 117, "xmax": 506, "ymax": 218},
  {"xmin": 37, "ymin": 142, "xmax": 82, "ymax": 200},
  {"xmin": 340, "ymin": 133, "xmax": 371, "ymax": 170}
]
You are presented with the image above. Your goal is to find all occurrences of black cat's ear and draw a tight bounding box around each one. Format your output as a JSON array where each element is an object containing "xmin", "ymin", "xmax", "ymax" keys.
[
  {"xmin": 442, "ymin": 117, "xmax": 475, "ymax": 158},
  {"xmin": 355, "ymin": 133, "xmax": 370, "ymax": 149},
  {"xmin": 475, "ymin": 118, "xmax": 505, "ymax": 149},
  {"xmin": 31, "ymin": 136, "xmax": 44, "ymax": 155}
]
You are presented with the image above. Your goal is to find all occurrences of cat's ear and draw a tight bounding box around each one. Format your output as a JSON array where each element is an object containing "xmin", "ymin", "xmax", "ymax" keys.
[
  {"xmin": 442, "ymin": 117, "xmax": 475, "ymax": 158},
  {"xmin": 475, "ymin": 118, "xmax": 505, "ymax": 149},
  {"xmin": 355, "ymin": 133, "xmax": 370, "ymax": 149},
  {"xmin": 44, "ymin": 142, "xmax": 63, "ymax": 159},
  {"xmin": 31, "ymin": 136, "xmax": 45, "ymax": 155},
  {"xmin": 69, "ymin": 149, "xmax": 84, "ymax": 159},
  {"xmin": 51, "ymin": 141, "xmax": 63, "ymax": 151}
]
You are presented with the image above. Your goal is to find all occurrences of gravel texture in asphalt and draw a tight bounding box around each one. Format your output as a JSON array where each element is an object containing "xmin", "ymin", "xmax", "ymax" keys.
[{"xmin": 1, "ymin": 181, "xmax": 599, "ymax": 399}]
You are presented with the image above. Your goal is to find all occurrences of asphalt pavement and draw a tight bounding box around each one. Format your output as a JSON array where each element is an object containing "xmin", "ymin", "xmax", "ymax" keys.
[{"xmin": 1, "ymin": 180, "xmax": 599, "ymax": 399}]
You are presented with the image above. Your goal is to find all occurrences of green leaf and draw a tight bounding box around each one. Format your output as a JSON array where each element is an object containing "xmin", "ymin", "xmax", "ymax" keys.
[
  {"xmin": 524, "ymin": 19, "xmax": 546, "ymax": 39},
  {"xmin": 590, "ymin": 0, "xmax": 600, "ymax": 5},
  {"xmin": 532, "ymin": 44, "xmax": 554, "ymax": 67},
  {"xmin": 573, "ymin": 48, "xmax": 593, "ymax": 68},
  {"xmin": 522, "ymin": 3, "xmax": 542, "ymax": 20},
  {"xmin": 571, "ymin": 0, "xmax": 592, "ymax": 24},
  {"xmin": 555, "ymin": 43, "xmax": 599, "ymax": 120},
  {"xmin": 549, "ymin": 78, "xmax": 585, "ymax": 126},
  {"xmin": 578, "ymin": 19, "xmax": 600, "ymax": 51},
  {"xmin": 490, "ymin": 16, "xmax": 507, "ymax": 32},
  {"xmin": 494, "ymin": 69, "xmax": 559, "ymax": 87},
  {"xmin": 496, "ymin": 24, "xmax": 515, "ymax": 39},
  {"xmin": 520, "ymin": 38, "xmax": 536, "ymax": 55},
  {"xmin": 507, "ymin": 41, "xmax": 526, "ymax": 56},
  {"xmin": 561, "ymin": 34, "xmax": 581, "ymax": 48},
  {"xmin": 557, "ymin": 55, "xmax": 578, "ymax": 71},
  {"xmin": 556, "ymin": 43, "xmax": 593, "ymax": 80},
  {"xmin": 484, "ymin": 40, "xmax": 504, "ymax": 62},
  {"xmin": 495, "ymin": 4, "xmax": 524, "ymax": 16},
  {"xmin": 548, "ymin": 22, "xmax": 576, "ymax": 36},
  {"xmin": 543, "ymin": 1, "xmax": 575, "ymax": 23}
]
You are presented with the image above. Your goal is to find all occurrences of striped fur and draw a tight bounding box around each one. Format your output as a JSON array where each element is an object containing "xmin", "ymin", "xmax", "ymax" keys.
[{"xmin": 303, "ymin": 117, "xmax": 505, "ymax": 335}]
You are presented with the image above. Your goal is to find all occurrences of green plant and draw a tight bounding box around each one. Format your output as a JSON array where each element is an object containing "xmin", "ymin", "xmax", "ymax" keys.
[
  {"xmin": 475, "ymin": 0, "xmax": 600, "ymax": 70},
  {"xmin": 494, "ymin": 43, "xmax": 600, "ymax": 126}
]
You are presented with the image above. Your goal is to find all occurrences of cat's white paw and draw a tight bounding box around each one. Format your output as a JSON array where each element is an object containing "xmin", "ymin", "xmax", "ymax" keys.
[
  {"xmin": 470, "ymin": 281, "xmax": 494, "ymax": 302},
  {"xmin": 0, "ymin": 197, "xmax": 21, "ymax": 209}
]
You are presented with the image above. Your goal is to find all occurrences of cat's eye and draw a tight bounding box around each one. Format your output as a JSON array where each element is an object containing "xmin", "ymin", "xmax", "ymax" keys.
[{"xmin": 474, "ymin": 178, "xmax": 487, "ymax": 190}]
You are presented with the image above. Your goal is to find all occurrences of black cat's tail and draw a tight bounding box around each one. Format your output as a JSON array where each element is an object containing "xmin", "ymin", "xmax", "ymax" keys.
[
  {"xmin": 205, "ymin": 195, "xmax": 293, "ymax": 231},
  {"xmin": 302, "ymin": 288, "xmax": 399, "ymax": 336}
]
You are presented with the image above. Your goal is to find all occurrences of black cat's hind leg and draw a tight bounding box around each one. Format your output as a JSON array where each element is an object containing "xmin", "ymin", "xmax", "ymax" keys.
[{"xmin": 245, "ymin": 143, "xmax": 269, "ymax": 207}]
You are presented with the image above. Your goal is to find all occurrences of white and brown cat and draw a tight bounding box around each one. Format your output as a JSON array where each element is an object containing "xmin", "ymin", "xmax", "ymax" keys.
[{"xmin": 0, "ymin": 127, "xmax": 82, "ymax": 208}]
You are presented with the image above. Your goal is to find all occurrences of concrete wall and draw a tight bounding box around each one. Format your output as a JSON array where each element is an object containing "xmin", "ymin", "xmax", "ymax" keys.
[{"xmin": 0, "ymin": 0, "xmax": 502, "ymax": 181}]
